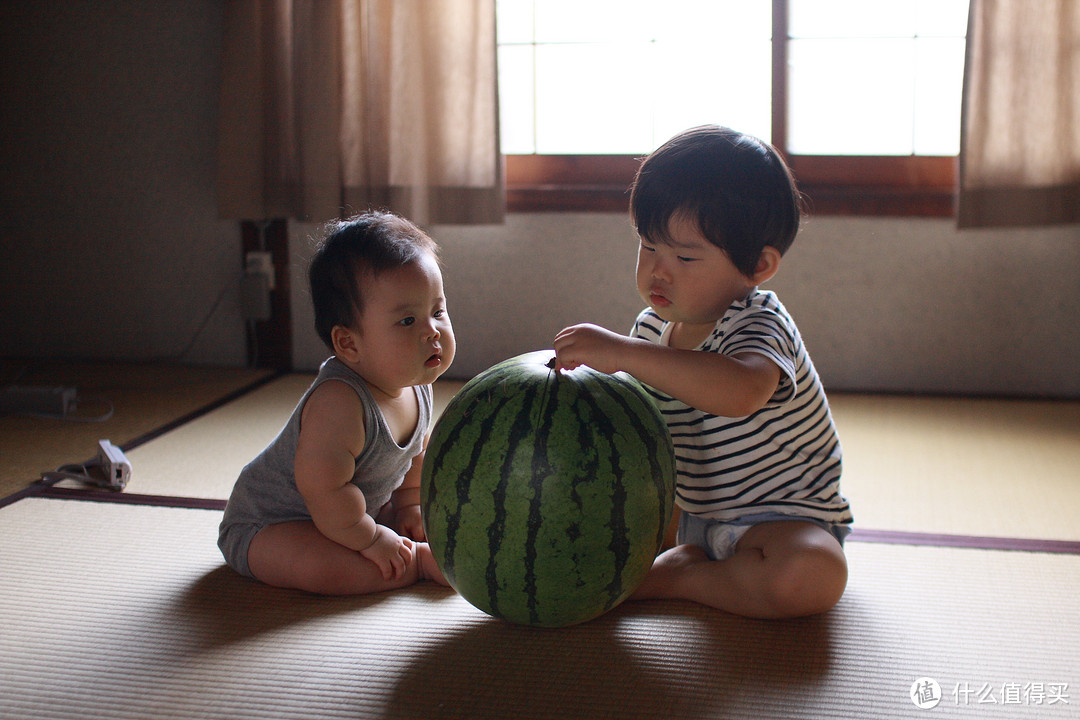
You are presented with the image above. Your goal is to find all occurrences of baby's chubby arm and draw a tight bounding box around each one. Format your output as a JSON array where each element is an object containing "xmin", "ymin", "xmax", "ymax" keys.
[
  {"xmin": 294, "ymin": 381, "xmax": 412, "ymax": 580},
  {"xmin": 389, "ymin": 434, "xmax": 428, "ymax": 541},
  {"xmin": 553, "ymin": 323, "xmax": 781, "ymax": 418}
]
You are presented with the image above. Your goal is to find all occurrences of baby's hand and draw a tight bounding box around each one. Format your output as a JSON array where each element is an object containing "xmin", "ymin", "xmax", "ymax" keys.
[
  {"xmin": 394, "ymin": 504, "xmax": 426, "ymax": 541},
  {"xmin": 360, "ymin": 525, "xmax": 414, "ymax": 580},
  {"xmin": 553, "ymin": 323, "xmax": 629, "ymax": 374}
]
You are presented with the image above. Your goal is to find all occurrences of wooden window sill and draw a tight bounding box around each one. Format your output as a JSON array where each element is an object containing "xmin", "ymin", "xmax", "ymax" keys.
[{"xmin": 505, "ymin": 154, "xmax": 957, "ymax": 217}]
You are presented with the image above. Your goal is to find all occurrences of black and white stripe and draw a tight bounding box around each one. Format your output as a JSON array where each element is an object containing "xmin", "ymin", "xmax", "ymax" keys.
[{"xmin": 630, "ymin": 291, "xmax": 853, "ymax": 526}]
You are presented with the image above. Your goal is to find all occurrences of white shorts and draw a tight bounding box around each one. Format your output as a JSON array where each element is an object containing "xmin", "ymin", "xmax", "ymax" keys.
[{"xmin": 678, "ymin": 511, "xmax": 851, "ymax": 561}]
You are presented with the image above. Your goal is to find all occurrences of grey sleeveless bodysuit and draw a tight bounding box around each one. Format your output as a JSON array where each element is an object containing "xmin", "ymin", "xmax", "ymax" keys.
[{"xmin": 218, "ymin": 357, "xmax": 432, "ymax": 578}]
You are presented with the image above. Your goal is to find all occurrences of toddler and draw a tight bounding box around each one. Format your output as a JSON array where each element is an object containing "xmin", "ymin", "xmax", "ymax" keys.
[{"xmin": 554, "ymin": 126, "xmax": 853, "ymax": 618}]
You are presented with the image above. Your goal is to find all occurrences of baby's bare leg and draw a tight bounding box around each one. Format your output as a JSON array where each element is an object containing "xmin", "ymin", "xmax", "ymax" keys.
[
  {"xmin": 633, "ymin": 520, "xmax": 847, "ymax": 619},
  {"xmin": 248, "ymin": 520, "xmax": 426, "ymax": 595},
  {"xmin": 415, "ymin": 542, "xmax": 449, "ymax": 586}
]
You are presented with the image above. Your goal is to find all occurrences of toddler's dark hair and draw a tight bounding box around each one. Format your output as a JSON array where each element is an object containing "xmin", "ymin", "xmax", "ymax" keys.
[
  {"xmin": 630, "ymin": 125, "xmax": 803, "ymax": 278},
  {"xmin": 309, "ymin": 210, "xmax": 438, "ymax": 349}
]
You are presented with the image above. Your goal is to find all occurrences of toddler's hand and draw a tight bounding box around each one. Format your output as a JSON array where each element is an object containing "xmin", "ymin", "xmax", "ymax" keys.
[
  {"xmin": 394, "ymin": 504, "xmax": 426, "ymax": 541},
  {"xmin": 553, "ymin": 323, "xmax": 629, "ymax": 374},
  {"xmin": 360, "ymin": 525, "xmax": 414, "ymax": 580}
]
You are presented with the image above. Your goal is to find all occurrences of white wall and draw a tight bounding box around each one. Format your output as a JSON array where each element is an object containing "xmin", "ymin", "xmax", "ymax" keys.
[{"xmin": 292, "ymin": 213, "xmax": 1080, "ymax": 398}]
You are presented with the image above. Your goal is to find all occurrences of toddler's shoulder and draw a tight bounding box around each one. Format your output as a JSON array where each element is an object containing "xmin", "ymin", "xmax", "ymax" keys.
[{"xmin": 631, "ymin": 308, "xmax": 665, "ymax": 340}]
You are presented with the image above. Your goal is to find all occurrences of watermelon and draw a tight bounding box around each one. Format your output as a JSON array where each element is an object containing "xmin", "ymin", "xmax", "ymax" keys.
[{"xmin": 421, "ymin": 350, "xmax": 676, "ymax": 627}]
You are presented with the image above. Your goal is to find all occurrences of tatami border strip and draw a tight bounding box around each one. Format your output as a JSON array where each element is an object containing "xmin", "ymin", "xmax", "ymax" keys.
[
  {"xmin": 848, "ymin": 528, "xmax": 1080, "ymax": 555},
  {"xmin": 10, "ymin": 485, "xmax": 1080, "ymax": 556},
  {"xmin": 33, "ymin": 486, "xmax": 228, "ymax": 510}
]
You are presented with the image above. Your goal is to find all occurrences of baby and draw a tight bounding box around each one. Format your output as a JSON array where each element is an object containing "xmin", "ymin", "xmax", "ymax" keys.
[{"xmin": 219, "ymin": 210, "xmax": 453, "ymax": 594}]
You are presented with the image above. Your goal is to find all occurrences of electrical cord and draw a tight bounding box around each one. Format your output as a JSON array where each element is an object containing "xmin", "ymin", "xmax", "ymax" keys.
[
  {"xmin": 40, "ymin": 460, "xmax": 115, "ymax": 490},
  {"xmin": 148, "ymin": 278, "xmax": 236, "ymax": 364}
]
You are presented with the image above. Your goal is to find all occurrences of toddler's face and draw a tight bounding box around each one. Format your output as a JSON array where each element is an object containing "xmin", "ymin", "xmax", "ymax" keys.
[
  {"xmin": 352, "ymin": 251, "xmax": 455, "ymax": 392},
  {"xmin": 635, "ymin": 214, "xmax": 754, "ymax": 329}
]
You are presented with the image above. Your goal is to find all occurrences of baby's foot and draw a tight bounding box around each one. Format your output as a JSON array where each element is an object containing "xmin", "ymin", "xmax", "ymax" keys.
[
  {"xmin": 632, "ymin": 544, "xmax": 710, "ymax": 600},
  {"xmin": 415, "ymin": 542, "xmax": 450, "ymax": 587}
]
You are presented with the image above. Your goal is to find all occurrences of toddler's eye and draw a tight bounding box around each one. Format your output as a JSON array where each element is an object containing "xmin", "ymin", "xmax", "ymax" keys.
[
  {"xmin": 677, "ymin": 256, "xmax": 699, "ymax": 263},
  {"xmin": 434, "ymin": 309, "xmax": 445, "ymax": 318},
  {"xmin": 399, "ymin": 317, "xmax": 415, "ymax": 326}
]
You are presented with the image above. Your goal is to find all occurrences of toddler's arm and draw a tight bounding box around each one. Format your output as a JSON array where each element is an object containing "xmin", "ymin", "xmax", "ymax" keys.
[
  {"xmin": 294, "ymin": 380, "xmax": 412, "ymax": 580},
  {"xmin": 553, "ymin": 323, "xmax": 781, "ymax": 417}
]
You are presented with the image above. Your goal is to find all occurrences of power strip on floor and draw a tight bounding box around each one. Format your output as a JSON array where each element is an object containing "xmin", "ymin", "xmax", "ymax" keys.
[{"xmin": 0, "ymin": 385, "xmax": 78, "ymax": 417}]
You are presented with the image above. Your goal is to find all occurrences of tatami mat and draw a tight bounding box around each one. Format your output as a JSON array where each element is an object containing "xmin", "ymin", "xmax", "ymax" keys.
[
  {"xmin": 0, "ymin": 498, "xmax": 1076, "ymax": 720},
  {"xmin": 34, "ymin": 373, "xmax": 1079, "ymax": 542},
  {"xmin": 831, "ymin": 393, "xmax": 1080, "ymax": 540},
  {"xmin": 0, "ymin": 360, "xmax": 273, "ymax": 499}
]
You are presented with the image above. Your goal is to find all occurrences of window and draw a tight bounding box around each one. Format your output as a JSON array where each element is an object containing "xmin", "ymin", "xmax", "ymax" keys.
[{"xmin": 498, "ymin": 0, "xmax": 969, "ymax": 215}]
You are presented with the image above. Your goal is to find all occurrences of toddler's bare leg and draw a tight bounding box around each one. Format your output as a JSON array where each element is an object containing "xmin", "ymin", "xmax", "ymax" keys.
[
  {"xmin": 633, "ymin": 520, "xmax": 847, "ymax": 619},
  {"xmin": 247, "ymin": 520, "xmax": 423, "ymax": 595}
]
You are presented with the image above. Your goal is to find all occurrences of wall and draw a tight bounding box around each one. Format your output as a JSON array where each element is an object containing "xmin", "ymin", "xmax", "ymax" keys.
[
  {"xmin": 292, "ymin": 213, "xmax": 1080, "ymax": 398},
  {"xmin": 0, "ymin": 1, "xmax": 246, "ymax": 367}
]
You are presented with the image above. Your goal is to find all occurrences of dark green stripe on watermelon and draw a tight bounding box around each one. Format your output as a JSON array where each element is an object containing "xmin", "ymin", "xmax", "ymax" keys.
[
  {"xmin": 567, "ymin": 377, "xmax": 631, "ymax": 612},
  {"xmin": 594, "ymin": 374, "xmax": 674, "ymax": 551},
  {"xmin": 422, "ymin": 351, "xmax": 676, "ymax": 627}
]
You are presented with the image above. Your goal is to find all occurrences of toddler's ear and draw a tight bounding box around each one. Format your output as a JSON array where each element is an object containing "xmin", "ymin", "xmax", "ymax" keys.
[
  {"xmin": 751, "ymin": 246, "xmax": 782, "ymax": 284},
  {"xmin": 331, "ymin": 325, "xmax": 363, "ymax": 362}
]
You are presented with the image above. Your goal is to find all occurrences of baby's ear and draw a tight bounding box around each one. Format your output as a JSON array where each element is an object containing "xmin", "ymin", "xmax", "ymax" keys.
[
  {"xmin": 331, "ymin": 325, "xmax": 363, "ymax": 362},
  {"xmin": 751, "ymin": 246, "xmax": 782, "ymax": 284}
]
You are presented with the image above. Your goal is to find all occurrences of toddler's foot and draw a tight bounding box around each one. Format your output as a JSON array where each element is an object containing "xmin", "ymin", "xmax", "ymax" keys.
[
  {"xmin": 416, "ymin": 542, "xmax": 450, "ymax": 587},
  {"xmin": 632, "ymin": 543, "xmax": 710, "ymax": 600}
]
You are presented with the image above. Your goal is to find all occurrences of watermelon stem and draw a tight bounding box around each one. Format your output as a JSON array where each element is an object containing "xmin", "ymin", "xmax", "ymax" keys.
[{"xmin": 545, "ymin": 356, "xmax": 557, "ymax": 371}]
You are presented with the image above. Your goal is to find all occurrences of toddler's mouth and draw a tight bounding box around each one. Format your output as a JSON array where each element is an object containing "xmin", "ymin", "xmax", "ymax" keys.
[
  {"xmin": 649, "ymin": 292, "xmax": 672, "ymax": 308},
  {"xmin": 425, "ymin": 351, "xmax": 443, "ymax": 368}
]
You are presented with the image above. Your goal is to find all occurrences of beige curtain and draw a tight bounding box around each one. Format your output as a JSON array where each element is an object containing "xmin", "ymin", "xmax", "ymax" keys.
[
  {"xmin": 957, "ymin": 0, "xmax": 1080, "ymax": 228},
  {"xmin": 217, "ymin": 0, "xmax": 504, "ymax": 225}
]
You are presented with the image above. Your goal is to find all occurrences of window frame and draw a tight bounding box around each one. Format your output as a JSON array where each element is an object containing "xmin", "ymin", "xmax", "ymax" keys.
[{"xmin": 504, "ymin": 0, "xmax": 959, "ymax": 216}]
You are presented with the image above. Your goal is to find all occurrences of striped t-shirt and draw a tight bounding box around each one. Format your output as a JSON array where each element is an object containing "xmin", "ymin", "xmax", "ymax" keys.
[{"xmin": 630, "ymin": 290, "xmax": 853, "ymax": 526}]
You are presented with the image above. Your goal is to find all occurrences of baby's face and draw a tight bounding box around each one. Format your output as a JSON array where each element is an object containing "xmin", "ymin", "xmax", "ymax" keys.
[{"xmin": 352, "ymin": 251, "xmax": 455, "ymax": 393}]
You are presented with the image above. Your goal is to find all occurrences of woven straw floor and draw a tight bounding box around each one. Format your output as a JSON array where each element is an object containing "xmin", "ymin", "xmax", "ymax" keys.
[
  {"xmin": 1, "ymin": 366, "xmax": 1078, "ymax": 719},
  {"xmin": 0, "ymin": 359, "xmax": 273, "ymax": 499}
]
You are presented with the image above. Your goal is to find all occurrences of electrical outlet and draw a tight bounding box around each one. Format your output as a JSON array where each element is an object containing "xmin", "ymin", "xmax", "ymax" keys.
[{"xmin": 245, "ymin": 251, "xmax": 276, "ymax": 290}]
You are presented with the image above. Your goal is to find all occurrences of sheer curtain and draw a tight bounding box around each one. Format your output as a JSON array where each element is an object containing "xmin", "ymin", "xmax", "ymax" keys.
[
  {"xmin": 217, "ymin": 0, "xmax": 503, "ymax": 226},
  {"xmin": 958, "ymin": 0, "xmax": 1080, "ymax": 228}
]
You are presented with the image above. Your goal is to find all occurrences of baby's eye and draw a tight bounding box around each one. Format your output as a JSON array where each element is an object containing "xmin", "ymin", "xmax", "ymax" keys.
[
  {"xmin": 399, "ymin": 317, "xmax": 416, "ymax": 327},
  {"xmin": 433, "ymin": 309, "xmax": 445, "ymax": 318},
  {"xmin": 677, "ymin": 255, "xmax": 700, "ymax": 263},
  {"xmin": 640, "ymin": 242, "xmax": 656, "ymax": 252}
]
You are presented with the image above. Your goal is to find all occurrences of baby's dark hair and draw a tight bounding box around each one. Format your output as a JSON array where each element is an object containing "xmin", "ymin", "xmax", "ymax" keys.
[
  {"xmin": 308, "ymin": 210, "xmax": 438, "ymax": 349},
  {"xmin": 630, "ymin": 125, "xmax": 803, "ymax": 278}
]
